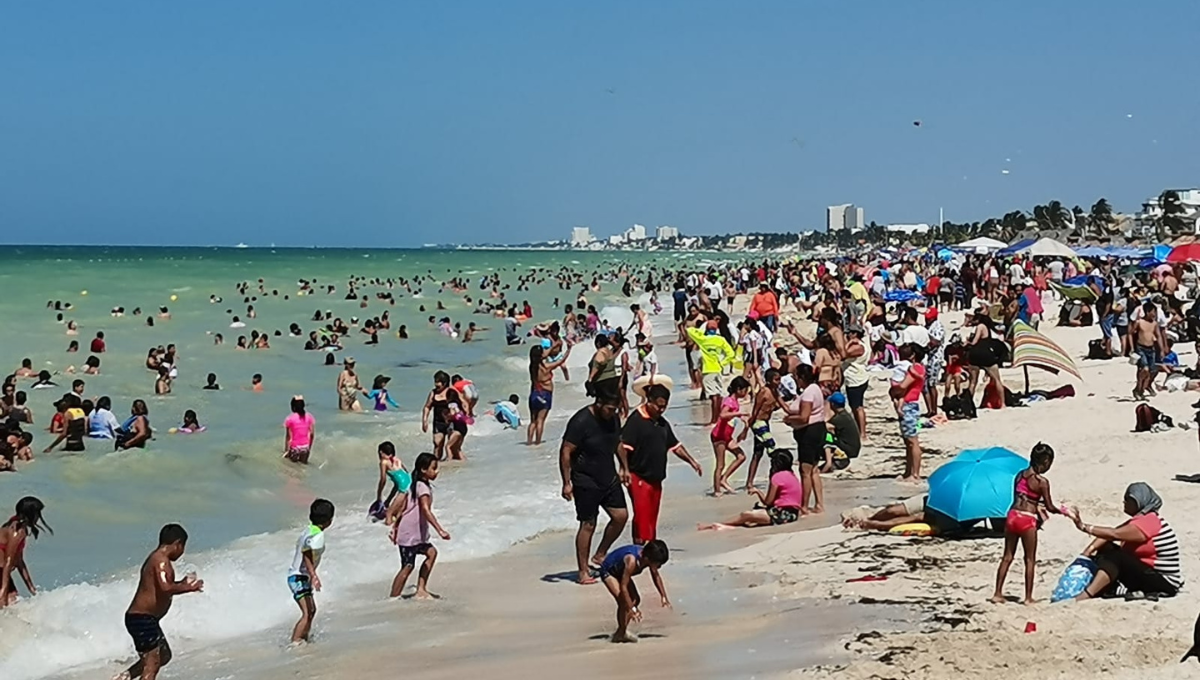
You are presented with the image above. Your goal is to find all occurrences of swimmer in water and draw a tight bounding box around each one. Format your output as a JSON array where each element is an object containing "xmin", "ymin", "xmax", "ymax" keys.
[
  {"xmin": 372, "ymin": 441, "xmax": 410, "ymax": 520},
  {"xmin": 251, "ymin": 373, "xmax": 263, "ymax": 392},
  {"xmin": 203, "ymin": 373, "xmax": 220, "ymax": 390},
  {"xmin": 367, "ymin": 375, "xmax": 400, "ymax": 412},
  {"xmin": 174, "ymin": 410, "xmax": 205, "ymax": 434},
  {"xmin": 154, "ymin": 366, "xmax": 172, "ymax": 395},
  {"xmin": 0, "ymin": 497, "xmax": 53, "ymax": 608},
  {"xmin": 491, "ymin": 394, "xmax": 521, "ymax": 429}
]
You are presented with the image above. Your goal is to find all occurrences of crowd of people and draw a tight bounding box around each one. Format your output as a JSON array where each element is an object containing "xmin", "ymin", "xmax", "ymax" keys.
[{"xmin": 4, "ymin": 245, "xmax": 1199, "ymax": 679}]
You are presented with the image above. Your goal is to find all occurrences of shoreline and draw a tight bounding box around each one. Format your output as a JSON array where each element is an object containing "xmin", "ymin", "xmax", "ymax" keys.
[{"xmin": 44, "ymin": 298, "xmax": 915, "ymax": 680}]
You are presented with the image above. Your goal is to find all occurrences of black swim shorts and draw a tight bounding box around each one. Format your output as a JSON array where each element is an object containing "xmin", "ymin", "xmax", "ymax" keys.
[
  {"xmin": 572, "ymin": 480, "xmax": 626, "ymax": 523},
  {"xmin": 124, "ymin": 613, "xmax": 165, "ymax": 655}
]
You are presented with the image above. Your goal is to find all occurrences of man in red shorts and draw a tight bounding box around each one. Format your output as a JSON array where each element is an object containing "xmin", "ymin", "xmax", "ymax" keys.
[{"xmin": 618, "ymin": 383, "xmax": 702, "ymax": 544}]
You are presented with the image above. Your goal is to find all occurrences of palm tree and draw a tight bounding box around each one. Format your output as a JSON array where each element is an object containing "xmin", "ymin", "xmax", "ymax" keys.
[
  {"xmin": 1046, "ymin": 200, "xmax": 1069, "ymax": 230},
  {"xmin": 999, "ymin": 211, "xmax": 1026, "ymax": 241},
  {"xmin": 1158, "ymin": 190, "xmax": 1189, "ymax": 239},
  {"xmin": 1070, "ymin": 205, "xmax": 1087, "ymax": 237},
  {"xmin": 1090, "ymin": 198, "xmax": 1114, "ymax": 235}
]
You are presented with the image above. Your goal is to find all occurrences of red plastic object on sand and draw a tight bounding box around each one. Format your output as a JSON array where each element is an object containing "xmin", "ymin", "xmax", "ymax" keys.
[
  {"xmin": 846, "ymin": 574, "xmax": 889, "ymax": 583},
  {"xmin": 1024, "ymin": 622, "xmax": 1037, "ymax": 634}
]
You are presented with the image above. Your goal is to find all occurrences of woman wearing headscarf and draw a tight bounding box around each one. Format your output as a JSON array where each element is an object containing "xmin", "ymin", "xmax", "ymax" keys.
[{"xmin": 1072, "ymin": 482, "xmax": 1183, "ymax": 599}]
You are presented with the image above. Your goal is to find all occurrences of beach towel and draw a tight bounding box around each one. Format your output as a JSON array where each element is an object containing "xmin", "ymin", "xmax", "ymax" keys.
[{"xmin": 1051, "ymin": 556, "xmax": 1098, "ymax": 602}]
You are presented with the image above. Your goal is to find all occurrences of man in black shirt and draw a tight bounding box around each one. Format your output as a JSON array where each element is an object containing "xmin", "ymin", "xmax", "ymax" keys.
[
  {"xmin": 560, "ymin": 392, "xmax": 627, "ymax": 584},
  {"xmin": 619, "ymin": 384, "xmax": 701, "ymax": 544}
]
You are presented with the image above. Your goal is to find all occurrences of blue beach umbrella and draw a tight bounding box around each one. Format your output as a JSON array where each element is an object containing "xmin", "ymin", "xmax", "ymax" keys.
[{"xmin": 926, "ymin": 447, "xmax": 1028, "ymax": 522}]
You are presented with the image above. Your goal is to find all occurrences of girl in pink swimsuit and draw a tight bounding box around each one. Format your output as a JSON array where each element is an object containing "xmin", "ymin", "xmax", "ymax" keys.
[
  {"xmin": 990, "ymin": 443, "xmax": 1069, "ymax": 605},
  {"xmin": 710, "ymin": 377, "xmax": 751, "ymax": 496}
]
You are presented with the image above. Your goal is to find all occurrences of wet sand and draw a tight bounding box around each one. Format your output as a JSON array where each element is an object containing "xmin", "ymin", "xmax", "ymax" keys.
[{"xmin": 53, "ymin": 303, "xmax": 915, "ymax": 680}]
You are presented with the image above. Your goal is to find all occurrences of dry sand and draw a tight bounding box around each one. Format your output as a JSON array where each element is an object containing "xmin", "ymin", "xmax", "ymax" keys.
[{"xmin": 714, "ymin": 300, "xmax": 1200, "ymax": 679}]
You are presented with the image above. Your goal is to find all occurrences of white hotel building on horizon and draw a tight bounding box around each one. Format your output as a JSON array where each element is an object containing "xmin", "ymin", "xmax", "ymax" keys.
[
  {"xmin": 568, "ymin": 224, "xmax": 681, "ymax": 247},
  {"xmin": 827, "ymin": 204, "xmax": 864, "ymax": 232}
]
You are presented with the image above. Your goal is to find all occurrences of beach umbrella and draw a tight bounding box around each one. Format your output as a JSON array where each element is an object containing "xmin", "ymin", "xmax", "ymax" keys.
[
  {"xmin": 956, "ymin": 237, "xmax": 1007, "ymax": 252},
  {"xmin": 1153, "ymin": 244, "xmax": 1173, "ymax": 261},
  {"xmin": 926, "ymin": 447, "xmax": 1028, "ymax": 522},
  {"xmin": 1167, "ymin": 243, "xmax": 1200, "ymax": 263},
  {"xmin": 998, "ymin": 238, "xmax": 1037, "ymax": 257},
  {"xmin": 1009, "ymin": 320, "xmax": 1081, "ymax": 393},
  {"xmin": 1022, "ymin": 237, "xmax": 1077, "ymax": 258}
]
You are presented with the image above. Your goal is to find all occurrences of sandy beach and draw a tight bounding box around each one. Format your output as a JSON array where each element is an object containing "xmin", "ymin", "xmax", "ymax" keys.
[{"xmin": 713, "ymin": 299, "xmax": 1200, "ymax": 679}]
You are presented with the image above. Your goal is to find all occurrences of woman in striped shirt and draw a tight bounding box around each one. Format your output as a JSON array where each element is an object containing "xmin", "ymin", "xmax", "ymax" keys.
[{"xmin": 1073, "ymin": 482, "xmax": 1183, "ymax": 599}]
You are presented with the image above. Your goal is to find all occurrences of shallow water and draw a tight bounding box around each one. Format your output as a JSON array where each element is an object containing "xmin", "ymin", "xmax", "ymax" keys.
[{"xmin": 0, "ymin": 246, "xmax": 717, "ymax": 680}]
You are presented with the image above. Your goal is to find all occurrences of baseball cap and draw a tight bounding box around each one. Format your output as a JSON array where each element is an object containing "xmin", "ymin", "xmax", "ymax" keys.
[{"xmin": 829, "ymin": 392, "xmax": 847, "ymax": 408}]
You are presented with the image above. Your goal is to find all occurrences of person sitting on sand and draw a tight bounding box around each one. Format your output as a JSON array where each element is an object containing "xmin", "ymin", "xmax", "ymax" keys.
[
  {"xmin": 1070, "ymin": 482, "xmax": 1183, "ymax": 600},
  {"xmin": 699, "ymin": 450, "xmax": 804, "ymax": 529}
]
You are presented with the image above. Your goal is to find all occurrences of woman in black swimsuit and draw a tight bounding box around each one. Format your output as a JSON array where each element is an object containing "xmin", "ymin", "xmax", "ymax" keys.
[{"xmin": 421, "ymin": 371, "xmax": 467, "ymax": 461}]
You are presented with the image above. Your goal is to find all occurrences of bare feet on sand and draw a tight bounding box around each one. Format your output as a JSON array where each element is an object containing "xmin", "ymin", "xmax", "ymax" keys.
[{"xmin": 611, "ymin": 631, "xmax": 639, "ymax": 643}]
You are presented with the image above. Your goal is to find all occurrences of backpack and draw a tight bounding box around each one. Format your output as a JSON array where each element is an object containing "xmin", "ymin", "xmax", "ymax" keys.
[
  {"xmin": 942, "ymin": 390, "xmax": 978, "ymax": 420},
  {"xmin": 1087, "ymin": 338, "xmax": 1112, "ymax": 360}
]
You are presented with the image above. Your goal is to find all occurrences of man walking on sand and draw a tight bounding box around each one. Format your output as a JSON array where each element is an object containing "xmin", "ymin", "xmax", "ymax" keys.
[
  {"xmin": 619, "ymin": 383, "xmax": 702, "ymax": 545},
  {"xmin": 560, "ymin": 391, "xmax": 627, "ymax": 584},
  {"xmin": 116, "ymin": 524, "xmax": 203, "ymax": 680}
]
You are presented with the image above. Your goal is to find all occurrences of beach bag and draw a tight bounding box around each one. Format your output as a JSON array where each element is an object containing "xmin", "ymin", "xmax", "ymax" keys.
[
  {"xmin": 1087, "ymin": 338, "xmax": 1111, "ymax": 360},
  {"xmin": 1051, "ymin": 556, "xmax": 1098, "ymax": 602}
]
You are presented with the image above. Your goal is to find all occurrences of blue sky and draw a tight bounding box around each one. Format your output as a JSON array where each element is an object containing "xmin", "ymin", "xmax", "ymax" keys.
[{"xmin": 2, "ymin": 2, "xmax": 1197, "ymax": 247}]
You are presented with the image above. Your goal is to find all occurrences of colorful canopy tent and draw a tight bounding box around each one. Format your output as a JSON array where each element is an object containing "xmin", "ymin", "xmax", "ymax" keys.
[
  {"xmin": 926, "ymin": 447, "xmax": 1028, "ymax": 522},
  {"xmin": 956, "ymin": 237, "xmax": 1007, "ymax": 252},
  {"xmin": 1009, "ymin": 320, "xmax": 1082, "ymax": 393}
]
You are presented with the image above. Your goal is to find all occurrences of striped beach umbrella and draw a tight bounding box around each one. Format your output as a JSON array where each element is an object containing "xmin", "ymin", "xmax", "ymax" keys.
[{"xmin": 1008, "ymin": 320, "xmax": 1080, "ymax": 393}]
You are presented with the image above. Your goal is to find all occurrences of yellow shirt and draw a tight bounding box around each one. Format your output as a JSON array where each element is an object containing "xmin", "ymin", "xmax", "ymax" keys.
[
  {"xmin": 687, "ymin": 327, "xmax": 735, "ymax": 375},
  {"xmin": 848, "ymin": 281, "xmax": 872, "ymax": 317}
]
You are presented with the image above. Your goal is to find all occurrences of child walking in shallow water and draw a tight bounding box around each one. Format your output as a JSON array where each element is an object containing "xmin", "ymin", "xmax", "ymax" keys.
[
  {"xmin": 710, "ymin": 377, "xmax": 750, "ymax": 496},
  {"xmin": 386, "ymin": 453, "xmax": 450, "ymax": 599},
  {"xmin": 990, "ymin": 442, "xmax": 1069, "ymax": 605}
]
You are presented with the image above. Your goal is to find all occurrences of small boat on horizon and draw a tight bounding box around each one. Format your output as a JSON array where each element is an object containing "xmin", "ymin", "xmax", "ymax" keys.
[{"xmin": 235, "ymin": 243, "xmax": 248, "ymax": 248}]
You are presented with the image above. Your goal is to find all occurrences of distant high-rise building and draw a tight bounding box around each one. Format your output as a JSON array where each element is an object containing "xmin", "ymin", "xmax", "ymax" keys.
[
  {"xmin": 624, "ymin": 224, "xmax": 647, "ymax": 241},
  {"xmin": 656, "ymin": 225, "xmax": 679, "ymax": 240},
  {"xmin": 826, "ymin": 204, "xmax": 864, "ymax": 232},
  {"xmin": 570, "ymin": 227, "xmax": 593, "ymax": 246},
  {"xmin": 827, "ymin": 204, "xmax": 850, "ymax": 232}
]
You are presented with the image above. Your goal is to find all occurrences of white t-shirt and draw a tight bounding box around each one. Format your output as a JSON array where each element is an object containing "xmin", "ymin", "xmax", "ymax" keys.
[
  {"xmin": 1008, "ymin": 263, "xmax": 1024, "ymax": 282},
  {"xmin": 1048, "ymin": 261, "xmax": 1065, "ymax": 281},
  {"xmin": 289, "ymin": 525, "xmax": 326, "ymax": 577},
  {"xmin": 890, "ymin": 360, "xmax": 913, "ymax": 385},
  {"xmin": 898, "ymin": 325, "xmax": 930, "ymax": 348},
  {"xmin": 640, "ymin": 350, "xmax": 658, "ymax": 376}
]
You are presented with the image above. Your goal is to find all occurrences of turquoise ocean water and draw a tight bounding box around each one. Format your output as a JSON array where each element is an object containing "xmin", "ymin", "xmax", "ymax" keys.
[{"xmin": 0, "ymin": 246, "xmax": 721, "ymax": 680}]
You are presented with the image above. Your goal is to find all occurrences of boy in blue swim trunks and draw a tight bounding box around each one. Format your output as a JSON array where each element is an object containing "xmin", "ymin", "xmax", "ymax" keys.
[
  {"xmin": 288, "ymin": 499, "xmax": 335, "ymax": 644},
  {"xmin": 600, "ymin": 539, "xmax": 670, "ymax": 643}
]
